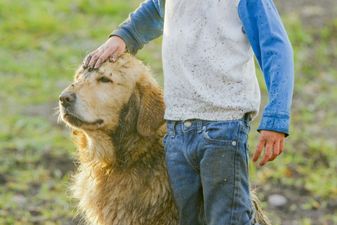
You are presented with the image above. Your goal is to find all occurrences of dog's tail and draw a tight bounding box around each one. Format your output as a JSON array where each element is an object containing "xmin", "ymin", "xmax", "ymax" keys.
[{"xmin": 251, "ymin": 191, "xmax": 272, "ymax": 225}]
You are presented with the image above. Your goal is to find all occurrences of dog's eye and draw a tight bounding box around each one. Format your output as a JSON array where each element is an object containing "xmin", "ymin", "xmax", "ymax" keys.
[{"xmin": 97, "ymin": 77, "xmax": 113, "ymax": 83}]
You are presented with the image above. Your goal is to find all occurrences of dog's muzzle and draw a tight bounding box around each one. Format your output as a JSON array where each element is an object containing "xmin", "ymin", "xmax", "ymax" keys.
[{"xmin": 59, "ymin": 91, "xmax": 76, "ymax": 108}]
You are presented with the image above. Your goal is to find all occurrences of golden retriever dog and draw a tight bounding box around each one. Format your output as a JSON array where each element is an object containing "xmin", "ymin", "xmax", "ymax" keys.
[{"xmin": 58, "ymin": 53, "xmax": 271, "ymax": 225}]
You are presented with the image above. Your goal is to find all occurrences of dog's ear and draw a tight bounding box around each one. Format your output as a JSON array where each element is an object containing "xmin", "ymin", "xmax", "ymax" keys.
[{"xmin": 136, "ymin": 76, "xmax": 165, "ymax": 137}]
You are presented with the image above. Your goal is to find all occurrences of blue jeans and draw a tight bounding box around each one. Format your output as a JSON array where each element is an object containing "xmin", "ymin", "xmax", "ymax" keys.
[{"xmin": 163, "ymin": 115, "xmax": 256, "ymax": 225}]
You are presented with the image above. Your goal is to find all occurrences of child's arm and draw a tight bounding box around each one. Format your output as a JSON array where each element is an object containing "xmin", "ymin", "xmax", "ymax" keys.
[
  {"xmin": 238, "ymin": 0, "xmax": 294, "ymax": 166},
  {"xmin": 111, "ymin": 0, "xmax": 164, "ymax": 54},
  {"xmin": 84, "ymin": 0, "xmax": 164, "ymax": 69},
  {"xmin": 238, "ymin": 0, "xmax": 294, "ymax": 136}
]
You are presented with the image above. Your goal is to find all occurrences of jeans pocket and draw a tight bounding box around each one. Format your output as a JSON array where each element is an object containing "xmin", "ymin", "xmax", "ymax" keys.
[{"xmin": 202, "ymin": 121, "xmax": 240, "ymax": 144}]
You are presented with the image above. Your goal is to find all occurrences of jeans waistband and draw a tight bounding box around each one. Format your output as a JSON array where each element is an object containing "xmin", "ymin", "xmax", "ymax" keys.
[{"xmin": 166, "ymin": 112, "xmax": 252, "ymax": 136}]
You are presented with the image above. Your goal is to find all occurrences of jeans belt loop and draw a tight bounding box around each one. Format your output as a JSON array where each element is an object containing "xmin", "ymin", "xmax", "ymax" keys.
[
  {"xmin": 244, "ymin": 112, "xmax": 252, "ymax": 122},
  {"xmin": 172, "ymin": 121, "xmax": 177, "ymax": 137},
  {"xmin": 196, "ymin": 120, "xmax": 203, "ymax": 133}
]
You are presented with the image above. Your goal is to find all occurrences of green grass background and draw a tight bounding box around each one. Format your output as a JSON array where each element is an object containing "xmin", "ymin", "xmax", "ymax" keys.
[{"xmin": 0, "ymin": 0, "xmax": 336, "ymax": 224}]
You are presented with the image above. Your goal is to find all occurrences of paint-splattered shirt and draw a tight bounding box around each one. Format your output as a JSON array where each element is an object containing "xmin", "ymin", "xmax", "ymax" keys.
[{"xmin": 112, "ymin": 0, "xmax": 294, "ymax": 135}]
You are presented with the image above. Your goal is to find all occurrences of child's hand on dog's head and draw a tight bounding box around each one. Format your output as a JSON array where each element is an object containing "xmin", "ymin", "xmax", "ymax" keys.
[{"xmin": 83, "ymin": 36, "xmax": 126, "ymax": 70}]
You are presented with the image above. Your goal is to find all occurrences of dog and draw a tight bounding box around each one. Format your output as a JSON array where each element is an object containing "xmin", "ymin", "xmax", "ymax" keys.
[{"xmin": 58, "ymin": 53, "xmax": 271, "ymax": 225}]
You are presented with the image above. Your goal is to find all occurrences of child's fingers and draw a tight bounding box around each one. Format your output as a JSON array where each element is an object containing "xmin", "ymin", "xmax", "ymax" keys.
[
  {"xmin": 253, "ymin": 139, "xmax": 265, "ymax": 162},
  {"xmin": 259, "ymin": 141, "xmax": 274, "ymax": 166},
  {"xmin": 87, "ymin": 53, "xmax": 100, "ymax": 69},
  {"xmin": 279, "ymin": 138, "xmax": 285, "ymax": 155},
  {"xmin": 269, "ymin": 141, "xmax": 280, "ymax": 161},
  {"xmin": 93, "ymin": 49, "xmax": 116, "ymax": 69},
  {"xmin": 83, "ymin": 52, "xmax": 95, "ymax": 68},
  {"xmin": 93, "ymin": 58, "xmax": 104, "ymax": 69}
]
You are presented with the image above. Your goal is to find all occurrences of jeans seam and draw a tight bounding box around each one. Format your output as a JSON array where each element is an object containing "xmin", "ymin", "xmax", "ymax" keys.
[
  {"xmin": 162, "ymin": 133, "xmax": 168, "ymax": 146},
  {"xmin": 245, "ymin": 142, "xmax": 249, "ymax": 174},
  {"xmin": 234, "ymin": 145, "xmax": 241, "ymax": 224},
  {"xmin": 182, "ymin": 147, "xmax": 200, "ymax": 173},
  {"xmin": 231, "ymin": 124, "xmax": 243, "ymax": 225}
]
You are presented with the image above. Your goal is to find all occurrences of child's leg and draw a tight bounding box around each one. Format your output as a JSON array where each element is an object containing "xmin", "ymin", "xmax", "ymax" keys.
[
  {"xmin": 164, "ymin": 121, "xmax": 205, "ymax": 225},
  {"xmin": 199, "ymin": 119, "xmax": 255, "ymax": 225}
]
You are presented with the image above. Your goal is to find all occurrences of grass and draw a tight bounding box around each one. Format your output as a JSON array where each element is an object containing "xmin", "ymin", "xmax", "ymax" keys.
[{"xmin": 0, "ymin": 1, "xmax": 336, "ymax": 224}]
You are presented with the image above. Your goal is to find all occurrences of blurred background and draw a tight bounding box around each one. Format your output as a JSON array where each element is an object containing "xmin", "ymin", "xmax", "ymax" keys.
[{"xmin": 0, "ymin": 0, "xmax": 336, "ymax": 224}]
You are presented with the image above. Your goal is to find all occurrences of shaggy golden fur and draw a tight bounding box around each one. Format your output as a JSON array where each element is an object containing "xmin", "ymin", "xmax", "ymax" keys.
[{"xmin": 59, "ymin": 53, "xmax": 271, "ymax": 225}]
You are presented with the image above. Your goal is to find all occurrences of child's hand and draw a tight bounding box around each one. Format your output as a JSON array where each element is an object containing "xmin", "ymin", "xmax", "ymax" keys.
[
  {"xmin": 253, "ymin": 130, "xmax": 285, "ymax": 166},
  {"xmin": 83, "ymin": 36, "xmax": 126, "ymax": 69}
]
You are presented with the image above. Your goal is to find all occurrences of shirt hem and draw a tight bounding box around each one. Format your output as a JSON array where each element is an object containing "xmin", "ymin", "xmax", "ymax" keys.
[{"xmin": 164, "ymin": 110, "xmax": 257, "ymax": 121}]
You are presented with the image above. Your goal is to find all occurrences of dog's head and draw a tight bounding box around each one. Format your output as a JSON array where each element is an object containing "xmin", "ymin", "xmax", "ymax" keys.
[{"xmin": 59, "ymin": 54, "xmax": 165, "ymax": 137}]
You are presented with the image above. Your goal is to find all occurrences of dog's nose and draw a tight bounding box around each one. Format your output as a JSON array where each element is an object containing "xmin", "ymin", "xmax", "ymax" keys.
[{"xmin": 59, "ymin": 92, "xmax": 76, "ymax": 107}]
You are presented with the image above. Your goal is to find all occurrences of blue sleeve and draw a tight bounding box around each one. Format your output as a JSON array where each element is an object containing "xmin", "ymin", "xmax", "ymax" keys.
[
  {"xmin": 110, "ymin": 0, "xmax": 164, "ymax": 54},
  {"xmin": 238, "ymin": 0, "xmax": 294, "ymax": 136}
]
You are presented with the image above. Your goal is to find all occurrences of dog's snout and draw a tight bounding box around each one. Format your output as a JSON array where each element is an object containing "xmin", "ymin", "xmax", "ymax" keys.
[{"xmin": 59, "ymin": 92, "xmax": 76, "ymax": 107}]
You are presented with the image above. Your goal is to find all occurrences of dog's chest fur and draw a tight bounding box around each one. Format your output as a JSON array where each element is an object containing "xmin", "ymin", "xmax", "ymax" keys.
[{"xmin": 71, "ymin": 139, "xmax": 178, "ymax": 225}]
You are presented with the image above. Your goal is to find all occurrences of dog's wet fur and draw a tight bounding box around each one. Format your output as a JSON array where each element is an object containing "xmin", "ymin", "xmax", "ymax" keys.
[{"xmin": 59, "ymin": 54, "xmax": 271, "ymax": 225}]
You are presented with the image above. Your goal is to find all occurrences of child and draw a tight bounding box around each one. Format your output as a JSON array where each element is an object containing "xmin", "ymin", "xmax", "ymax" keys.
[{"xmin": 83, "ymin": 0, "xmax": 294, "ymax": 224}]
